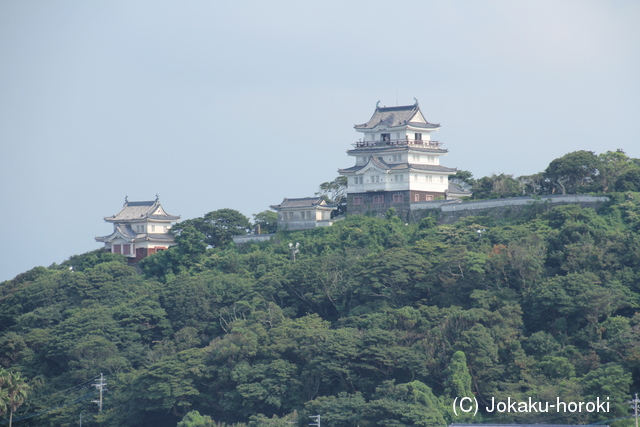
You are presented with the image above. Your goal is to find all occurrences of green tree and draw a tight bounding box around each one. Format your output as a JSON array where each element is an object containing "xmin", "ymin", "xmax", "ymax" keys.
[
  {"xmin": 596, "ymin": 149, "xmax": 636, "ymax": 192},
  {"xmin": 174, "ymin": 226, "xmax": 208, "ymax": 259},
  {"xmin": 305, "ymin": 393, "xmax": 367, "ymax": 426},
  {"xmin": 443, "ymin": 351, "xmax": 473, "ymax": 398},
  {"xmin": 615, "ymin": 167, "xmax": 640, "ymax": 192},
  {"xmin": 367, "ymin": 380, "xmax": 447, "ymax": 427},
  {"xmin": 172, "ymin": 209, "xmax": 251, "ymax": 248},
  {"xmin": 518, "ymin": 172, "xmax": 549, "ymax": 195},
  {"xmin": 0, "ymin": 370, "xmax": 30, "ymax": 427},
  {"xmin": 177, "ymin": 410, "xmax": 216, "ymax": 427},
  {"xmin": 581, "ymin": 363, "xmax": 631, "ymax": 419},
  {"xmin": 544, "ymin": 150, "xmax": 601, "ymax": 194},
  {"xmin": 253, "ymin": 210, "xmax": 278, "ymax": 234},
  {"xmin": 449, "ymin": 170, "xmax": 475, "ymax": 192},
  {"xmin": 317, "ymin": 176, "xmax": 347, "ymax": 215},
  {"xmin": 471, "ymin": 174, "xmax": 522, "ymax": 199}
]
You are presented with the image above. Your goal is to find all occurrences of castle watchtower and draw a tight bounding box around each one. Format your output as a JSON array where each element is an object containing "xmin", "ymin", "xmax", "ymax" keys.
[
  {"xmin": 95, "ymin": 196, "xmax": 180, "ymax": 262},
  {"xmin": 339, "ymin": 100, "xmax": 458, "ymax": 215}
]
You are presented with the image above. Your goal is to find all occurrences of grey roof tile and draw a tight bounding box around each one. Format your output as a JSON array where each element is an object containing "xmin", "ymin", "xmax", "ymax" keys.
[
  {"xmin": 270, "ymin": 197, "xmax": 336, "ymax": 210},
  {"xmin": 339, "ymin": 157, "xmax": 456, "ymax": 174},
  {"xmin": 105, "ymin": 199, "xmax": 180, "ymax": 222},
  {"xmin": 355, "ymin": 104, "xmax": 440, "ymax": 130}
]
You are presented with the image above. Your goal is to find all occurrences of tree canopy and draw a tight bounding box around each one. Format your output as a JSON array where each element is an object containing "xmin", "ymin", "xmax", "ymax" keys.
[{"xmin": 2, "ymin": 150, "xmax": 640, "ymax": 427}]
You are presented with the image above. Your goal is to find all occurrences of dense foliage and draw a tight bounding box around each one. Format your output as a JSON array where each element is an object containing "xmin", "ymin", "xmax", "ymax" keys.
[
  {"xmin": 2, "ymin": 190, "xmax": 640, "ymax": 426},
  {"xmin": 457, "ymin": 149, "xmax": 640, "ymax": 199},
  {"xmin": 4, "ymin": 146, "xmax": 640, "ymax": 426}
]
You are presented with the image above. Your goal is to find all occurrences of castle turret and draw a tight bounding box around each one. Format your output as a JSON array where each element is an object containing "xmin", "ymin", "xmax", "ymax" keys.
[
  {"xmin": 339, "ymin": 101, "xmax": 459, "ymax": 214},
  {"xmin": 95, "ymin": 196, "xmax": 180, "ymax": 262}
]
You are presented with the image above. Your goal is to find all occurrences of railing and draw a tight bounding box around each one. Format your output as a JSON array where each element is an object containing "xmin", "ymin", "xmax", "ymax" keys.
[{"xmin": 352, "ymin": 139, "xmax": 442, "ymax": 148}]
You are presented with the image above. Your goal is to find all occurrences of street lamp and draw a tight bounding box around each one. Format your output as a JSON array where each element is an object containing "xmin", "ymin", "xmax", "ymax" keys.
[{"xmin": 289, "ymin": 242, "xmax": 300, "ymax": 262}]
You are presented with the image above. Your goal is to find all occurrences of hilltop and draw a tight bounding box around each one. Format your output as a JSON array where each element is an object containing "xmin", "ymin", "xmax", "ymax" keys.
[{"xmin": 2, "ymin": 188, "xmax": 640, "ymax": 426}]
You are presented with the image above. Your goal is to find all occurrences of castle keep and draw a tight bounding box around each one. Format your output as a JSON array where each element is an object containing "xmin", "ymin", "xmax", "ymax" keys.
[{"xmin": 339, "ymin": 101, "xmax": 465, "ymax": 215}]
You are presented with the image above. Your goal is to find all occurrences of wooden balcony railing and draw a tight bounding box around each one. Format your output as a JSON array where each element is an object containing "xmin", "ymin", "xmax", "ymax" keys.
[{"xmin": 353, "ymin": 139, "xmax": 442, "ymax": 148}]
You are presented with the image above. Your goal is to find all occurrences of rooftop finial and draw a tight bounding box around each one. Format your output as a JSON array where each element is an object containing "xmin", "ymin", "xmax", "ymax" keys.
[
  {"xmin": 414, "ymin": 97, "xmax": 419, "ymax": 106},
  {"xmin": 155, "ymin": 194, "xmax": 160, "ymax": 201},
  {"xmin": 376, "ymin": 100, "xmax": 380, "ymax": 109}
]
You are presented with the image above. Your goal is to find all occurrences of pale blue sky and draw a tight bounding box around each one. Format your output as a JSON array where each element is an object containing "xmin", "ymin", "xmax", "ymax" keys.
[{"xmin": 1, "ymin": 1, "xmax": 639, "ymax": 281}]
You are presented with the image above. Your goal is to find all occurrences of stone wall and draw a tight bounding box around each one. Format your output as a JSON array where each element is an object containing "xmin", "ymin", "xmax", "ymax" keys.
[{"xmin": 408, "ymin": 194, "xmax": 610, "ymax": 224}]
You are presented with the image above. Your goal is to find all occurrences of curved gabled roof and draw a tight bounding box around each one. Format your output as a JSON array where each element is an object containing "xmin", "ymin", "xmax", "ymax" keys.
[
  {"xmin": 270, "ymin": 197, "xmax": 336, "ymax": 211},
  {"xmin": 95, "ymin": 224, "xmax": 176, "ymax": 243},
  {"xmin": 105, "ymin": 198, "xmax": 180, "ymax": 222},
  {"xmin": 354, "ymin": 104, "xmax": 440, "ymax": 130},
  {"xmin": 339, "ymin": 156, "xmax": 457, "ymax": 174}
]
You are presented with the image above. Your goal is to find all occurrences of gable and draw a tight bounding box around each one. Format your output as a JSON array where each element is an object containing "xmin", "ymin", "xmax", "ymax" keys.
[{"xmin": 410, "ymin": 110, "xmax": 427, "ymax": 123}]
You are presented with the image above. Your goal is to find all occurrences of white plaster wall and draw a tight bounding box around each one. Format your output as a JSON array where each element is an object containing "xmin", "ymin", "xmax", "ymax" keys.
[
  {"xmin": 408, "ymin": 152, "xmax": 444, "ymax": 165},
  {"xmin": 409, "ymin": 174, "xmax": 449, "ymax": 192}
]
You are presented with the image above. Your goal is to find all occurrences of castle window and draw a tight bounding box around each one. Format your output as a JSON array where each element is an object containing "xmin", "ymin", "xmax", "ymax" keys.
[
  {"xmin": 415, "ymin": 133, "xmax": 422, "ymax": 141},
  {"xmin": 113, "ymin": 244, "xmax": 121, "ymax": 253},
  {"xmin": 414, "ymin": 194, "xmax": 419, "ymax": 202},
  {"xmin": 392, "ymin": 194, "xmax": 403, "ymax": 203},
  {"xmin": 353, "ymin": 196, "xmax": 364, "ymax": 205},
  {"xmin": 381, "ymin": 133, "xmax": 390, "ymax": 142},
  {"xmin": 373, "ymin": 195, "xmax": 384, "ymax": 204},
  {"xmin": 426, "ymin": 195, "xmax": 434, "ymax": 201},
  {"xmin": 122, "ymin": 244, "xmax": 131, "ymax": 255}
]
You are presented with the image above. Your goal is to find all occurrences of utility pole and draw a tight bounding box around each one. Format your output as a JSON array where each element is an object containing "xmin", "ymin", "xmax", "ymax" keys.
[
  {"xmin": 629, "ymin": 393, "xmax": 639, "ymax": 427},
  {"xmin": 309, "ymin": 415, "xmax": 320, "ymax": 427},
  {"xmin": 92, "ymin": 373, "xmax": 107, "ymax": 412}
]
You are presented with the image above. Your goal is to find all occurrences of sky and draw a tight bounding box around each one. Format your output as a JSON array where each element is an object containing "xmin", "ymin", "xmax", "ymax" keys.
[{"xmin": 1, "ymin": 0, "xmax": 639, "ymax": 282}]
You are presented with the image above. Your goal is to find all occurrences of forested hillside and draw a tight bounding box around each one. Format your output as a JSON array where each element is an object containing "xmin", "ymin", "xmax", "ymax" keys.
[{"xmin": 2, "ymin": 189, "xmax": 640, "ymax": 426}]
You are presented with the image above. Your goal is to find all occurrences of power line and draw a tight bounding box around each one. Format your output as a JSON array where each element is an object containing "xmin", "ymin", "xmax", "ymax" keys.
[
  {"xmin": 0, "ymin": 374, "xmax": 105, "ymax": 425},
  {"xmin": 0, "ymin": 391, "xmax": 98, "ymax": 425}
]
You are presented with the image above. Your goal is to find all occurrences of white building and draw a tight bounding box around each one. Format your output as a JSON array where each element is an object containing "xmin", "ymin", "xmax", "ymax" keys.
[
  {"xmin": 270, "ymin": 197, "xmax": 337, "ymax": 230},
  {"xmin": 339, "ymin": 101, "xmax": 464, "ymax": 214},
  {"xmin": 95, "ymin": 197, "xmax": 180, "ymax": 262}
]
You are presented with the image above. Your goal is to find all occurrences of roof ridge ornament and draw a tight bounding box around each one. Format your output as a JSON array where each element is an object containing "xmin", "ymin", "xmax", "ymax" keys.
[
  {"xmin": 155, "ymin": 194, "xmax": 160, "ymax": 202},
  {"xmin": 414, "ymin": 97, "xmax": 419, "ymax": 106},
  {"xmin": 376, "ymin": 100, "xmax": 380, "ymax": 109},
  {"xmin": 124, "ymin": 196, "xmax": 128, "ymax": 206}
]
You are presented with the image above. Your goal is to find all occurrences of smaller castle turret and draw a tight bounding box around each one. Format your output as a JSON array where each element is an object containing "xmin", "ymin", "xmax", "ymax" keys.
[{"xmin": 95, "ymin": 197, "xmax": 180, "ymax": 262}]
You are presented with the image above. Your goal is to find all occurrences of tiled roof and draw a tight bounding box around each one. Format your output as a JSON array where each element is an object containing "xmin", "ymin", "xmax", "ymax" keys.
[
  {"xmin": 355, "ymin": 104, "xmax": 440, "ymax": 130},
  {"xmin": 105, "ymin": 198, "xmax": 180, "ymax": 222},
  {"xmin": 270, "ymin": 197, "xmax": 335, "ymax": 210},
  {"xmin": 410, "ymin": 163, "xmax": 457, "ymax": 173},
  {"xmin": 95, "ymin": 225, "xmax": 176, "ymax": 243},
  {"xmin": 339, "ymin": 157, "xmax": 456, "ymax": 174},
  {"xmin": 447, "ymin": 182, "xmax": 472, "ymax": 195},
  {"xmin": 118, "ymin": 225, "xmax": 138, "ymax": 238}
]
